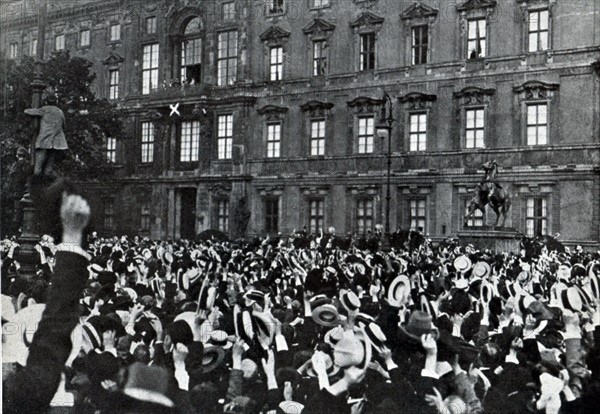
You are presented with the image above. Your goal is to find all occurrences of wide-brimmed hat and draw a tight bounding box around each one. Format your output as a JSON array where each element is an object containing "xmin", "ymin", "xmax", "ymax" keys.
[
  {"xmin": 560, "ymin": 287, "xmax": 583, "ymax": 312},
  {"xmin": 362, "ymin": 322, "xmax": 386, "ymax": 353},
  {"xmin": 472, "ymin": 262, "xmax": 491, "ymax": 278},
  {"xmin": 162, "ymin": 251, "xmax": 173, "ymax": 264},
  {"xmin": 480, "ymin": 280, "xmax": 494, "ymax": 304},
  {"xmin": 454, "ymin": 255, "xmax": 472, "ymax": 273},
  {"xmin": 399, "ymin": 310, "xmax": 439, "ymax": 342},
  {"xmin": 312, "ymin": 304, "xmax": 340, "ymax": 327},
  {"xmin": 206, "ymin": 330, "xmax": 233, "ymax": 349},
  {"xmin": 333, "ymin": 330, "xmax": 366, "ymax": 368},
  {"xmin": 277, "ymin": 401, "xmax": 305, "ymax": 414},
  {"xmin": 589, "ymin": 275, "xmax": 600, "ymax": 301},
  {"xmin": 199, "ymin": 346, "xmax": 227, "ymax": 375},
  {"xmin": 324, "ymin": 326, "xmax": 345, "ymax": 346},
  {"xmin": 306, "ymin": 352, "xmax": 341, "ymax": 377},
  {"xmin": 386, "ymin": 275, "xmax": 411, "ymax": 308},
  {"xmin": 174, "ymin": 311, "xmax": 203, "ymax": 342},
  {"xmin": 123, "ymin": 362, "xmax": 174, "ymax": 407},
  {"xmin": 339, "ymin": 290, "xmax": 361, "ymax": 312}
]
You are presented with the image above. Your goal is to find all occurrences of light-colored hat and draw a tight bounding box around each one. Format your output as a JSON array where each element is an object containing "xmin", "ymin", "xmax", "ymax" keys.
[
  {"xmin": 454, "ymin": 255, "xmax": 472, "ymax": 273},
  {"xmin": 2, "ymin": 304, "xmax": 46, "ymax": 366},
  {"xmin": 387, "ymin": 275, "xmax": 411, "ymax": 308},
  {"xmin": 472, "ymin": 262, "xmax": 491, "ymax": 278}
]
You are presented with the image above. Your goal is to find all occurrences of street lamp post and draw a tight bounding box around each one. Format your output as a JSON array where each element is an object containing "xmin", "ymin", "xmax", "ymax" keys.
[
  {"xmin": 17, "ymin": 0, "xmax": 47, "ymax": 276},
  {"xmin": 376, "ymin": 93, "xmax": 394, "ymax": 251}
]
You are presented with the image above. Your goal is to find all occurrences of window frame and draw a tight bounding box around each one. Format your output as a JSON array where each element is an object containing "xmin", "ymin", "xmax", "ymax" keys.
[
  {"xmin": 145, "ymin": 16, "xmax": 157, "ymax": 35},
  {"xmin": 309, "ymin": 119, "xmax": 326, "ymax": 156},
  {"xmin": 180, "ymin": 120, "xmax": 201, "ymax": 163},
  {"xmin": 217, "ymin": 30, "xmax": 238, "ymax": 87},
  {"xmin": 103, "ymin": 199, "xmax": 115, "ymax": 231},
  {"xmin": 526, "ymin": 196, "xmax": 548, "ymax": 237},
  {"xmin": 109, "ymin": 23, "xmax": 121, "ymax": 42},
  {"xmin": 140, "ymin": 201, "xmax": 151, "ymax": 232},
  {"xmin": 308, "ymin": 199, "xmax": 325, "ymax": 234},
  {"xmin": 54, "ymin": 34, "xmax": 65, "ymax": 51},
  {"xmin": 527, "ymin": 9, "xmax": 550, "ymax": 53},
  {"xmin": 356, "ymin": 198, "xmax": 375, "ymax": 235},
  {"xmin": 312, "ymin": 39, "xmax": 328, "ymax": 77},
  {"xmin": 357, "ymin": 115, "xmax": 375, "ymax": 154},
  {"xmin": 9, "ymin": 42, "xmax": 18, "ymax": 59},
  {"xmin": 266, "ymin": 121, "xmax": 282, "ymax": 158},
  {"xmin": 108, "ymin": 69, "xmax": 119, "ymax": 100},
  {"xmin": 265, "ymin": 197, "xmax": 280, "ymax": 234},
  {"xmin": 217, "ymin": 199, "xmax": 230, "ymax": 232},
  {"xmin": 79, "ymin": 29, "xmax": 91, "ymax": 48},
  {"xmin": 106, "ymin": 137, "xmax": 117, "ymax": 163},
  {"xmin": 359, "ymin": 32, "xmax": 376, "ymax": 72},
  {"xmin": 140, "ymin": 121, "xmax": 155, "ymax": 164},
  {"xmin": 411, "ymin": 25, "xmax": 428, "ymax": 65},
  {"xmin": 267, "ymin": 0, "xmax": 285, "ymax": 16},
  {"xmin": 408, "ymin": 198, "xmax": 427, "ymax": 232},
  {"xmin": 142, "ymin": 43, "xmax": 160, "ymax": 94},
  {"xmin": 466, "ymin": 18, "xmax": 486, "ymax": 59},
  {"xmin": 408, "ymin": 111, "xmax": 428, "ymax": 152},
  {"xmin": 464, "ymin": 107, "xmax": 485, "ymax": 149},
  {"xmin": 222, "ymin": 1, "xmax": 236, "ymax": 21},
  {"xmin": 311, "ymin": 0, "xmax": 330, "ymax": 9},
  {"xmin": 269, "ymin": 45, "xmax": 284, "ymax": 82},
  {"xmin": 525, "ymin": 102, "xmax": 548, "ymax": 146},
  {"xmin": 463, "ymin": 197, "xmax": 485, "ymax": 228},
  {"xmin": 217, "ymin": 114, "xmax": 234, "ymax": 160}
]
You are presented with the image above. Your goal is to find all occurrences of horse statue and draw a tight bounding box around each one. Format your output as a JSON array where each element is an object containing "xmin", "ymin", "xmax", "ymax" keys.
[{"xmin": 465, "ymin": 160, "xmax": 512, "ymax": 227}]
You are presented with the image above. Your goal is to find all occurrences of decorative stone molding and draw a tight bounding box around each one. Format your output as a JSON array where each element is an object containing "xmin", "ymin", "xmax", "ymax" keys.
[
  {"xmin": 398, "ymin": 92, "xmax": 437, "ymax": 110},
  {"xmin": 303, "ymin": 18, "xmax": 336, "ymax": 39},
  {"xmin": 513, "ymin": 80, "xmax": 559, "ymax": 100},
  {"xmin": 300, "ymin": 185, "xmax": 330, "ymax": 196},
  {"xmin": 257, "ymin": 104, "xmax": 288, "ymax": 121},
  {"xmin": 209, "ymin": 183, "xmax": 232, "ymax": 198},
  {"xmin": 346, "ymin": 96, "xmax": 385, "ymax": 114},
  {"xmin": 257, "ymin": 185, "xmax": 284, "ymax": 196},
  {"xmin": 400, "ymin": 2, "xmax": 439, "ymax": 21},
  {"xmin": 354, "ymin": 0, "xmax": 379, "ymax": 9},
  {"xmin": 347, "ymin": 185, "xmax": 379, "ymax": 195},
  {"xmin": 456, "ymin": 0, "xmax": 497, "ymax": 13},
  {"xmin": 102, "ymin": 52, "xmax": 124, "ymax": 66},
  {"xmin": 300, "ymin": 100, "xmax": 334, "ymax": 117},
  {"xmin": 349, "ymin": 12, "xmax": 384, "ymax": 32},
  {"xmin": 453, "ymin": 86, "xmax": 495, "ymax": 105},
  {"xmin": 259, "ymin": 25, "xmax": 291, "ymax": 46},
  {"xmin": 166, "ymin": 6, "xmax": 203, "ymax": 36}
]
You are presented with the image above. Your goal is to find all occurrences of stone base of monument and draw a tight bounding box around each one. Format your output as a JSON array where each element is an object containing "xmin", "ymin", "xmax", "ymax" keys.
[{"xmin": 458, "ymin": 226, "xmax": 523, "ymax": 253}]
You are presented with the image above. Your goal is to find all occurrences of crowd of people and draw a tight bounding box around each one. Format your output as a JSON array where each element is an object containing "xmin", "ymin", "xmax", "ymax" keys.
[{"xmin": 2, "ymin": 192, "xmax": 600, "ymax": 414}]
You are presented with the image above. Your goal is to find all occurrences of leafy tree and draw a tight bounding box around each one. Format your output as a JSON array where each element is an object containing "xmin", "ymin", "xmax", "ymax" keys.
[{"xmin": 1, "ymin": 51, "xmax": 126, "ymax": 237}]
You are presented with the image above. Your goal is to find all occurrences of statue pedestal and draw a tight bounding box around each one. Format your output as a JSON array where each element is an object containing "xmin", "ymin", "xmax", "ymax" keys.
[{"xmin": 458, "ymin": 226, "xmax": 523, "ymax": 253}]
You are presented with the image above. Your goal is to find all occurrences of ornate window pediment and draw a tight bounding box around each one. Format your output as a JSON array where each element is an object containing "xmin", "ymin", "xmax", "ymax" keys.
[
  {"xmin": 398, "ymin": 92, "xmax": 437, "ymax": 110},
  {"xmin": 350, "ymin": 12, "xmax": 384, "ymax": 31},
  {"xmin": 300, "ymin": 100, "xmax": 334, "ymax": 117},
  {"xmin": 209, "ymin": 183, "xmax": 232, "ymax": 197},
  {"xmin": 257, "ymin": 104, "xmax": 289, "ymax": 120},
  {"xmin": 259, "ymin": 26, "xmax": 291, "ymax": 45},
  {"xmin": 303, "ymin": 18, "xmax": 336, "ymax": 38},
  {"xmin": 454, "ymin": 86, "xmax": 495, "ymax": 105},
  {"xmin": 513, "ymin": 81, "xmax": 559, "ymax": 99},
  {"xmin": 400, "ymin": 2, "xmax": 439, "ymax": 21},
  {"xmin": 346, "ymin": 96, "xmax": 385, "ymax": 114},
  {"xmin": 103, "ymin": 52, "xmax": 124, "ymax": 66},
  {"xmin": 347, "ymin": 185, "xmax": 379, "ymax": 195},
  {"xmin": 456, "ymin": 0, "xmax": 497, "ymax": 12}
]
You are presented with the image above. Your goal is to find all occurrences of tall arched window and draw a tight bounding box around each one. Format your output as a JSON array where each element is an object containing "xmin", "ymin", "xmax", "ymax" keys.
[{"xmin": 180, "ymin": 17, "xmax": 202, "ymax": 84}]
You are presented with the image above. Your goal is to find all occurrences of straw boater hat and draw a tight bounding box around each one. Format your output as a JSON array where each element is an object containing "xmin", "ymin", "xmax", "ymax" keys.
[
  {"xmin": 306, "ymin": 352, "xmax": 341, "ymax": 378},
  {"xmin": 206, "ymin": 330, "xmax": 233, "ymax": 349},
  {"xmin": 472, "ymin": 262, "xmax": 491, "ymax": 278},
  {"xmin": 333, "ymin": 329, "xmax": 371, "ymax": 369},
  {"xmin": 387, "ymin": 275, "xmax": 411, "ymax": 308},
  {"xmin": 454, "ymin": 255, "xmax": 472, "ymax": 273}
]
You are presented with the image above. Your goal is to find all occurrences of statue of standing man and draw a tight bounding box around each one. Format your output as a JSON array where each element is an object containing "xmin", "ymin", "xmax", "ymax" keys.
[{"xmin": 24, "ymin": 88, "xmax": 68, "ymax": 177}]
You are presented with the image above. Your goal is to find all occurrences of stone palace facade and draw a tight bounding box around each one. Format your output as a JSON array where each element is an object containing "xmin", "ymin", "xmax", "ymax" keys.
[{"xmin": 1, "ymin": 0, "xmax": 599, "ymax": 246}]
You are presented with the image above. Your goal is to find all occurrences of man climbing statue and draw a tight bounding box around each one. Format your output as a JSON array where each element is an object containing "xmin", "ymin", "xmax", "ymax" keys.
[{"xmin": 24, "ymin": 88, "xmax": 67, "ymax": 177}]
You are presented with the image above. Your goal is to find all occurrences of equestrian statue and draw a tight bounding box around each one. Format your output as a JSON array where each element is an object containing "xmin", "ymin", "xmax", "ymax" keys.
[{"xmin": 465, "ymin": 160, "xmax": 511, "ymax": 228}]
